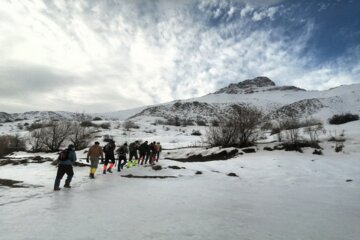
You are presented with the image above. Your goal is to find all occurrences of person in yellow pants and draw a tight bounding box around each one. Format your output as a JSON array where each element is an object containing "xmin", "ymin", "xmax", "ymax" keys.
[{"xmin": 86, "ymin": 142, "xmax": 104, "ymax": 179}]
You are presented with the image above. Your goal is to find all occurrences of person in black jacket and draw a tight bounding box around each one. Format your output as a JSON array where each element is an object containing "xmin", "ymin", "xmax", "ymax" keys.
[
  {"xmin": 103, "ymin": 140, "xmax": 116, "ymax": 174},
  {"xmin": 138, "ymin": 141, "xmax": 148, "ymax": 165},
  {"xmin": 116, "ymin": 142, "xmax": 128, "ymax": 172},
  {"xmin": 54, "ymin": 144, "xmax": 77, "ymax": 191},
  {"xmin": 128, "ymin": 141, "xmax": 139, "ymax": 167}
]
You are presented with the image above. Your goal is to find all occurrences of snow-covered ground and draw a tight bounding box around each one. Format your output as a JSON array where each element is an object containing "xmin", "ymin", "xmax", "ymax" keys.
[{"xmin": 1, "ymin": 120, "xmax": 360, "ymax": 240}]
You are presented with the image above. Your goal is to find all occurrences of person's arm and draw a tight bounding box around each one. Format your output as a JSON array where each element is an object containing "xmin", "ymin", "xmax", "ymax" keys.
[
  {"xmin": 86, "ymin": 147, "xmax": 91, "ymax": 162},
  {"xmin": 100, "ymin": 147, "xmax": 104, "ymax": 160},
  {"xmin": 70, "ymin": 151, "xmax": 77, "ymax": 163}
]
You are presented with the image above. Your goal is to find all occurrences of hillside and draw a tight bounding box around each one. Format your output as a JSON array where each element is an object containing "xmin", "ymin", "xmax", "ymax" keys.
[
  {"xmin": 1, "ymin": 77, "xmax": 359, "ymax": 124},
  {"xmin": 125, "ymin": 77, "xmax": 360, "ymax": 123}
]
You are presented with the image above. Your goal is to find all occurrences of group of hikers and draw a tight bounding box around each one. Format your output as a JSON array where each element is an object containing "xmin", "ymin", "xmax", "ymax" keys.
[{"xmin": 53, "ymin": 140, "xmax": 162, "ymax": 191}]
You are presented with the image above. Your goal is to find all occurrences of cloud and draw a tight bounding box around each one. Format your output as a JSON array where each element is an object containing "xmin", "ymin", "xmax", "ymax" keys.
[{"xmin": 0, "ymin": 0, "xmax": 359, "ymax": 113}]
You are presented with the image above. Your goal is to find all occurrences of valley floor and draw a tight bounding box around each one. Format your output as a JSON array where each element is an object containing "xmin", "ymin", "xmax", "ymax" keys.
[{"xmin": 1, "ymin": 150, "xmax": 359, "ymax": 240}]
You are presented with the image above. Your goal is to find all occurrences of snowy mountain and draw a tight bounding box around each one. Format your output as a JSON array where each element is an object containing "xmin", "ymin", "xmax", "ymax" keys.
[
  {"xmin": 0, "ymin": 111, "xmax": 89, "ymax": 123},
  {"xmin": 1, "ymin": 77, "xmax": 359, "ymax": 124},
  {"xmin": 125, "ymin": 77, "xmax": 360, "ymax": 123}
]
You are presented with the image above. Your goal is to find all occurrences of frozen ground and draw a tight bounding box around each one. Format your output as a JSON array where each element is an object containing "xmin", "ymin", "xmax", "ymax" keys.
[{"xmin": 0, "ymin": 121, "xmax": 360, "ymax": 240}]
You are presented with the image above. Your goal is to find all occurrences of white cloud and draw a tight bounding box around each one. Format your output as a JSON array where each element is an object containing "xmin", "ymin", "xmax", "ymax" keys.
[{"xmin": 0, "ymin": 0, "xmax": 358, "ymax": 113}]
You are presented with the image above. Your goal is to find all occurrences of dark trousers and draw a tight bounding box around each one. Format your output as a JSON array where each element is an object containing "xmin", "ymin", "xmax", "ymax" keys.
[
  {"xmin": 129, "ymin": 151, "xmax": 138, "ymax": 161},
  {"xmin": 54, "ymin": 165, "xmax": 74, "ymax": 188},
  {"xmin": 118, "ymin": 155, "xmax": 127, "ymax": 171},
  {"xmin": 145, "ymin": 152, "xmax": 150, "ymax": 164},
  {"xmin": 139, "ymin": 152, "xmax": 146, "ymax": 164},
  {"xmin": 156, "ymin": 152, "xmax": 160, "ymax": 161},
  {"xmin": 104, "ymin": 154, "xmax": 115, "ymax": 166}
]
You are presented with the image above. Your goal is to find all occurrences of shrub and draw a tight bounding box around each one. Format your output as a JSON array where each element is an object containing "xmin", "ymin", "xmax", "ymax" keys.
[
  {"xmin": 303, "ymin": 119, "xmax": 325, "ymax": 144},
  {"xmin": 196, "ymin": 120, "xmax": 207, "ymax": 126},
  {"xmin": 28, "ymin": 120, "xmax": 72, "ymax": 152},
  {"xmin": 70, "ymin": 122, "xmax": 92, "ymax": 150},
  {"xmin": 17, "ymin": 123, "xmax": 24, "ymax": 130},
  {"xmin": 99, "ymin": 122, "xmax": 111, "ymax": 129},
  {"xmin": 93, "ymin": 117, "xmax": 102, "ymax": 121},
  {"xmin": 335, "ymin": 143, "xmax": 344, "ymax": 152},
  {"xmin": 27, "ymin": 123, "xmax": 42, "ymax": 131},
  {"xmin": 329, "ymin": 113, "xmax": 359, "ymax": 125},
  {"xmin": 211, "ymin": 119, "xmax": 219, "ymax": 127},
  {"xmin": 181, "ymin": 119, "xmax": 195, "ymax": 127},
  {"xmin": 166, "ymin": 116, "xmax": 181, "ymax": 126},
  {"xmin": 81, "ymin": 120, "xmax": 94, "ymax": 127},
  {"xmin": 191, "ymin": 130, "xmax": 202, "ymax": 136},
  {"xmin": 0, "ymin": 135, "xmax": 26, "ymax": 157},
  {"xmin": 123, "ymin": 120, "xmax": 139, "ymax": 130},
  {"xmin": 205, "ymin": 105, "xmax": 263, "ymax": 148},
  {"xmin": 155, "ymin": 119, "xmax": 166, "ymax": 125}
]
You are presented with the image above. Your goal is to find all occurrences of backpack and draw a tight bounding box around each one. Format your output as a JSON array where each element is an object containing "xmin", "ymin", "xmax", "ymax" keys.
[
  {"xmin": 58, "ymin": 149, "xmax": 69, "ymax": 161},
  {"xmin": 117, "ymin": 146, "xmax": 125, "ymax": 155},
  {"xmin": 103, "ymin": 143, "xmax": 111, "ymax": 153}
]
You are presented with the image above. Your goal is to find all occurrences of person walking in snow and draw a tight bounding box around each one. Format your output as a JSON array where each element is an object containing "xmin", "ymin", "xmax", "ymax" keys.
[
  {"xmin": 144, "ymin": 141, "xmax": 151, "ymax": 165},
  {"xmin": 116, "ymin": 142, "xmax": 128, "ymax": 172},
  {"xmin": 54, "ymin": 144, "xmax": 77, "ymax": 191},
  {"xmin": 86, "ymin": 141, "xmax": 104, "ymax": 179},
  {"xmin": 128, "ymin": 141, "xmax": 139, "ymax": 167},
  {"xmin": 138, "ymin": 141, "xmax": 148, "ymax": 165},
  {"xmin": 155, "ymin": 142, "xmax": 162, "ymax": 162},
  {"xmin": 149, "ymin": 141, "xmax": 157, "ymax": 165},
  {"xmin": 103, "ymin": 139, "xmax": 116, "ymax": 174}
]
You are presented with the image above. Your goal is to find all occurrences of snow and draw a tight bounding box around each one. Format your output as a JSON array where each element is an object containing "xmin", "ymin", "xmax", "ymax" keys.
[{"xmin": 1, "ymin": 118, "xmax": 360, "ymax": 240}]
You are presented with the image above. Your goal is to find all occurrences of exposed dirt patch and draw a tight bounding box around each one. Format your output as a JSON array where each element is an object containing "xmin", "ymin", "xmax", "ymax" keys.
[
  {"xmin": 1, "ymin": 157, "xmax": 53, "ymax": 166},
  {"xmin": 152, "ymin": 165, "xmax": 162, "ymax": 171},
  {"xmin": 0, "ymin": 178, "xmax": 43, "ymax": 188},
  {"xmin": 227, "ymin": 173, "xmax": 239, "ymax": 177},
  {"xmin": 121, "ymin": 174, "xmax": 177, "ymax": 179},
  {"xmin": 242, "ymin": 148, "xmax": 256, "ymax": 153},
  {"xmin": 165, "ymin": 149, "xmax": 239, "ymax": 162},
  {"xmin": 167, "ymin": 166, "xmax": 185, "ymax": 170}
]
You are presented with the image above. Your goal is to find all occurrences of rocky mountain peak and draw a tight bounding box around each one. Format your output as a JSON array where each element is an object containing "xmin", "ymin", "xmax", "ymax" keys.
[
  {"xmin": 215, "ymin": 76, "xmax": 276, "ymax": 94},
  {"xmin": 236, "ymin": 76, "xmax": 276, "ymax": 89}
]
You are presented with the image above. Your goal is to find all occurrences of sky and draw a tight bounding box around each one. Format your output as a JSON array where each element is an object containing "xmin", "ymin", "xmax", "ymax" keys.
[{"xmin": 0, "ymin": 0, "xmax": 359, "ymax": 113}]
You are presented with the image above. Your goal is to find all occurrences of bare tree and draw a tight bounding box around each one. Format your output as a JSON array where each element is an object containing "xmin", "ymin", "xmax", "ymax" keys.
[
  {"xmin": 70, "ymin": 122, "xmax": 92, "ymax": 150},
  {"xmin": 303, "ymin": 118, "xmax": 326, "ymax": 144},
  {"xmin": 39, "ymin": 120, "xmax": 72, "ymax": 151},
  {"xmin": 205, "ymin": 122, "xmax": 238, "ymax": 147},
  {"xmin": 282, "ymin": 118, "xmax": 301, "ymax": 145},
  {"xmin": 0, "ymin": 134, "xmax": 26, "ymax": 157},
  {"xmin": 123, "ymin": 120, "xmax": 139, "ymax": 131},
  {"xmin": 205, "ymin": 105, "xmax": 263, "ymax": 147},
  {"xmin": 28, "ymin": 129, "xmax": 46, "ymax": 152}
]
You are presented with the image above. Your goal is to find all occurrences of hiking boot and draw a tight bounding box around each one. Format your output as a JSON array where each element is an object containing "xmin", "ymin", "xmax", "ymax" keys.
[
  {"xmin": 64, "ymin": 180, "xmax": 71, "ymax": 188},
  {"xmin": 107, "ymin": 168, "xmax": 112, "ymax": 173},
  {"xmin": 54, "ymin": 187, "xmax": 61, "ymax": 191},
  {"xmin": 103, "ymin": 170, "xmax": 106, "ymax": 174}
]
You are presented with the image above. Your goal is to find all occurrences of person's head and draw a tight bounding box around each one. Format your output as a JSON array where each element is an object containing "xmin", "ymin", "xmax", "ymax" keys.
[
  {"xmin": 145, "ymin": 141, "xmax": 148, "ymax": 144},
  {"xmin": 68, "ymin": 144, "xmax": 75, "ymax": 151},
  {"xmin": 124, "ymin": 142, "xmax": 128, "ymax": 146},
  {"xmin": 95, "ymin": 141, "xmax": 100, "ymax": 145}
]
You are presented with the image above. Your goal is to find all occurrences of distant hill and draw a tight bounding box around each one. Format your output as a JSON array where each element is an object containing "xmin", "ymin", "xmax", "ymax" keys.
[
  {"xmin": 1, "ymin": 77, "xmax": 360, "ymax": 124},
  {"xmin": 124, "ymin": 76, "xmax": 360, "ymax": 123}
]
